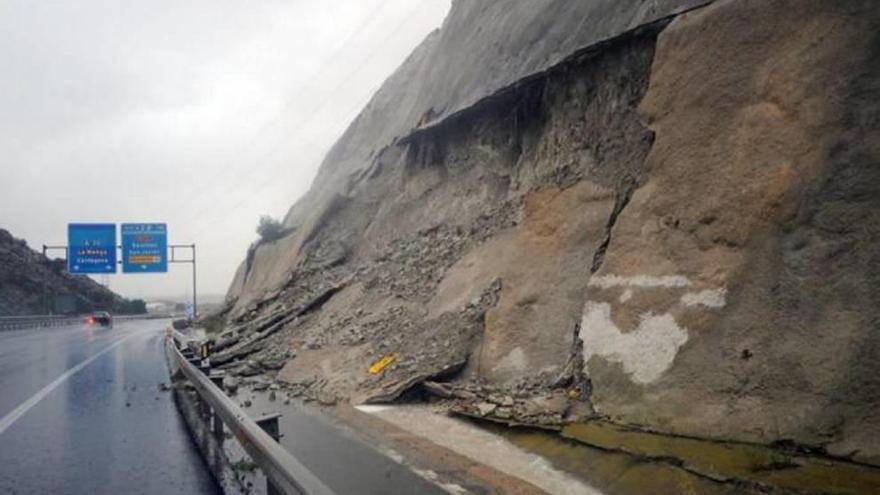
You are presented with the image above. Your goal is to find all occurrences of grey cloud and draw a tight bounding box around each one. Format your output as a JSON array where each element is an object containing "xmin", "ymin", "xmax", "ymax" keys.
[{"xmin": 0, "ymin": 0, "xmax": 451, "ymax": 299}]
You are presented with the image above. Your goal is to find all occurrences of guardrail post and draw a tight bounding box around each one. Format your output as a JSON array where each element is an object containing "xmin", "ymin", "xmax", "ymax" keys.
[
  {"xmin": 168, "ymin": 338, "xmax": 334, "ymax": 495},
  {"xmin": 188, "ymin": 359, "xmax": 202, "ymax": 373},
  {"xmin": 208, "ymin": 371, "xmax": 225, "ymax": 389},
  {"xmin": 256, "ymin": 412, "xmax": 283, "ymax": 495},
  {"xmin": 255, "ymin": 412, "xmax": 281, "ymax": 441},
  {"xmin": 209, "ymin": 371, "xmax": 226, "ymax": 438},
  {"xmin": 199, "ymin": 396, "xmax": 210, "ymax": 419}
]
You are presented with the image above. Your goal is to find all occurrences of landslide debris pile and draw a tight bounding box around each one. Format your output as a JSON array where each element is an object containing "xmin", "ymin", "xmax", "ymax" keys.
[
  {"xmin": 211, "ymin": 0, "xmax": 880, "ymax": 467},
  {"xmin": 0, "ymin": 228, "xmax": 138, "ymax": 315}
]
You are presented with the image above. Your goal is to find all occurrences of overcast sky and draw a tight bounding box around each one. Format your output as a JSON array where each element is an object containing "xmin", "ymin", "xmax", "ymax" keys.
[{"xmin": 0, "ymin": 0, "xmax": 450, "ymax": 302}]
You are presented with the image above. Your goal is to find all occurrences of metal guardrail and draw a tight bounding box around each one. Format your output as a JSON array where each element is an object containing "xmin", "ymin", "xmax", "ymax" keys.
[
  {"xmin": 0, "ymin": 313, "xmax": 162, "ymax": 331},
  {"xmin": 113, "ymin": 314, "xmax": 169, "ymax": 321},
  {"xmin": 170, "ymin": 329, "xmax": 191, "ymax": 345},
  {"xmin": 0, "ymin": 315, "xmax": 82, "ymax": 331},
  {"xmin": 167, "ymin": 333, "xmax": 335, "ymax": 495}
]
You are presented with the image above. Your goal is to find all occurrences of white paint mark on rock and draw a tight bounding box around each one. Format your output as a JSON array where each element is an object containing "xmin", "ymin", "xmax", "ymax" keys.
[
  {"xmin": 579, "ymin": 301, "xmax": 688, "ymax": 384},
  {"xmin": 588, "ymin": 274, "xmax": 691, "ymax": 289},
  {"xmin": 619, "ymin": 289, "xmax": 633, "ymax": 303},
  {"xmin": 681, "ymin": 288, "xmax": 727, "ymax": 308}
]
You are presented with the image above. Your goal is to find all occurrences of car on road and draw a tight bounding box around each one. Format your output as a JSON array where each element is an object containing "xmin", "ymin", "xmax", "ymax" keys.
[{"xmin": 86, "ymin": 311, "xmax": 113, "ymax": 328}]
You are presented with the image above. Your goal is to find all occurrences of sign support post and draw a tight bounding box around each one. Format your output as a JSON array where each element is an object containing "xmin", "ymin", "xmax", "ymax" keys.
[{"xmin": 169, "ymin": 244, "xmax": 198, "ymax": 319}]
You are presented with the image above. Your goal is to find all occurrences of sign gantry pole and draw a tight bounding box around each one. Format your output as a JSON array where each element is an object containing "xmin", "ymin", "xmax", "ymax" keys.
[
  {"xmin": 192, "ymin": 244, "xmax": 197, "ymax": 319},
  {"xmin": 169, "ymin": 243, "xmax": 198, "ymax": 318}
]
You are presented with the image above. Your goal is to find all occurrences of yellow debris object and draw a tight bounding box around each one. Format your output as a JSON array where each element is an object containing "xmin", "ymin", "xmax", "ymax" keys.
[{"xmin": 368, "ymin": 353, "xmax": 397, "ymax": 374}]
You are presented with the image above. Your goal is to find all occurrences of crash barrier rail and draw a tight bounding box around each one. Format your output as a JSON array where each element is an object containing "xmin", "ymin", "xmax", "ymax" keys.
[
  {"xmin": 0, "ymin": 313, "xmax": 163, "ymax": 331},
  {"xmin": 0, "ymin": 315, "xmax": 82, "ymax": 331},
  {"xmin": 113, "ymin": 314, "xmax": 169, "ymax": 321},
  {"xmin": 170, "ymin": 328, "xmax": 191, "ymax": 345},
  {"xmin": 167, "ymin": 332, "xmax": 335, "ymax": 495}
]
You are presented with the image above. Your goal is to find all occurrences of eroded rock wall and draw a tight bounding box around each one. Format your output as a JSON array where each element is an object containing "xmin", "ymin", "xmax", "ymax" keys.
[
  {"xmin": 216, "ymin": 0, "xmax": 880, "ymax": 465},
  {"xmin": 225, "ymin": 0, "xmax": 710, "ymax": 317},
  {"xmin": 217, "ymin": 21, "xmax": 664, "ymax": 397}
]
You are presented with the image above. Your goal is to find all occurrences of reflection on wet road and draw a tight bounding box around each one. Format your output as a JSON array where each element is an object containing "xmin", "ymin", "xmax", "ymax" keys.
[{"xmin": 0, "ymin": 320, "xmax": 219, "ymax": 495}]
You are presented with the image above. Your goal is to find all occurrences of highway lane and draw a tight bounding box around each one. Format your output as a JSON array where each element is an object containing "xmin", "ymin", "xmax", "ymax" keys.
[
  {"xmin": 0, "ymin": 319, "xmax": 219, "ymax": 495},
  {"xmin": 243, "ymin": 392, "xmax": 450, "ymax": 495}
]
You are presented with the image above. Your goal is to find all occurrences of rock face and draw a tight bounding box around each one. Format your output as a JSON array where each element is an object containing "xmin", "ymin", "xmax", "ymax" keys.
[
  {"xmin": 216, "ymin": 0, "xmax": 880, "ymax": 465},
  {"xmin": 0, "ymin": 228, "xmax": 137, "ymax": 315},
  {"xmin": 581, "ymin": 0, "xmax": 880, "ymax": 464}
]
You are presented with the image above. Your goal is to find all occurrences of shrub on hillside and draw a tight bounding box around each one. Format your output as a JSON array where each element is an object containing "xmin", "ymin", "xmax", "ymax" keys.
[{"xmin": 256, "ymin": 215, "xmax": 285, "ymax": 243}]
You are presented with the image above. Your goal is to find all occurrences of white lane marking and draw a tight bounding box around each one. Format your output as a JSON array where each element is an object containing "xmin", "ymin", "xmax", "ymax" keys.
[{"xmin": 0, "ymin": 331, "xmax": 142, "ymax": 435}]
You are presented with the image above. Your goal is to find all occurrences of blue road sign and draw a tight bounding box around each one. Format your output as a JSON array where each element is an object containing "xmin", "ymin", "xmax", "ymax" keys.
[
  {"xmin": 68, "ymin": 223, "xmax": 117, "ymax": 274},
  {"xmin": 121, "ymin": 223, "xmax": 168, "ymax": 273}
]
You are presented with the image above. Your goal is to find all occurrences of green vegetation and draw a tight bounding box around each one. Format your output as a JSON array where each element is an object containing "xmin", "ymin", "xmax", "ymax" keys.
[
  {"xmin": 256, "ymin": 215, "xmax": 285, "ymax": 243},
  {"xmin": 231, "ymin": 458, "xmax": 258, "ymax": 473},
  {"xmin": 116, "ymin": 298, "xmax": 147, "ymax": 315}
]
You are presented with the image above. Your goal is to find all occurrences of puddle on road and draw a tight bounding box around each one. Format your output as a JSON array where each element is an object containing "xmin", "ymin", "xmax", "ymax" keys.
[{"xmin": 476, "ymin": 419, "xmax": 880, "ymax": 495}]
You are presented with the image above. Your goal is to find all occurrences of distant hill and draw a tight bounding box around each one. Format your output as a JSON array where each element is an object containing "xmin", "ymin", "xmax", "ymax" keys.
[{"xmin": 0, "ymin": 228, "xmax": 145, "ymax": 316}]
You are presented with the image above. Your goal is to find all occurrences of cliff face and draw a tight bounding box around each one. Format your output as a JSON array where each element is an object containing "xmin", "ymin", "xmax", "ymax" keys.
[
  {"xmin": 0, "ymin": 228, "xmax": 136, "ymax": 315},
  {"xmin": 580, "ymin": 0, "xmax": 880, "ymax": 463},
  {"xmin": 224, "ymin": 0, "xmax": 711, "ymax": 314},
  {"xmin": 217, "ymin": 0, "xmax": 880, "ymax": 465}
]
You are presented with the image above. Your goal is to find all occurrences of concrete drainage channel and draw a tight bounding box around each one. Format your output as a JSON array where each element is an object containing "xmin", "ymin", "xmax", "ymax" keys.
[{"xmin": 166, "ymin": 330, "xmax": 335, "ymax": 495}]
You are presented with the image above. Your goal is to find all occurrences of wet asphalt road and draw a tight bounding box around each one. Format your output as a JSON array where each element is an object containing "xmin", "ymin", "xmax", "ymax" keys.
[
  {"xmin": 243, "ymin": 393, "xmax": 449, "ymax": 495},
  {"xmin": 0, "ymin": 319, "xmax": 219, "ymax": 495}
]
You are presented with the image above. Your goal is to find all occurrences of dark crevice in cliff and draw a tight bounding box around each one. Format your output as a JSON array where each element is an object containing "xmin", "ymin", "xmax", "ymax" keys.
[
  {"xmin": 552, "ymin": 320, "xmax": 593, "ymax": 405},
  {"xmin": 243, "ymin": 243, "xmax": 257, "ymax": 284},
  {"xmin": 591, "ymin": 176, "xmax": 638, "ymax": 274},
  {"xmin": 400, "ymin": 18, "xmax": 671, "ymax": 147}
]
